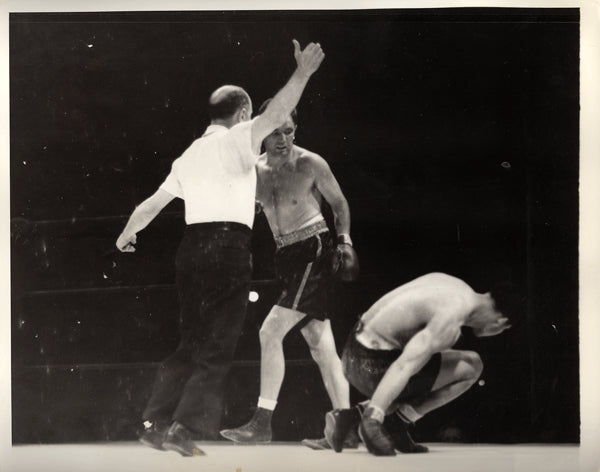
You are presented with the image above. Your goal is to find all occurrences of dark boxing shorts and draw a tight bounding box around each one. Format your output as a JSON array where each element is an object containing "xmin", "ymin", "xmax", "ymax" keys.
[
  {"xmin": 342, "ymin": 321, "xmax": 442, "ymax": 403},
  {"xmin": 274, "ymin": 220, "xmax": 334, "ymax": 321}
]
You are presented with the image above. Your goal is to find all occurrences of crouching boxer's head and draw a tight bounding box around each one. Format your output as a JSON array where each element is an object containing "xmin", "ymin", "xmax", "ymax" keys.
[{"xmin": 469, "ymin": 281, "xmax": 520, "ymax": 337}]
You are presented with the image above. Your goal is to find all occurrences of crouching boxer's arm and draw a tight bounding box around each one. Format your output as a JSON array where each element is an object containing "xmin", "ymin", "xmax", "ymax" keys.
[
  {"xmin": 368, "ymin": 327, "xmax": 440, "ymax": 415},
  {"xmin": 116, "ymin": 189, "xmax": 175, "ymax": 252}
]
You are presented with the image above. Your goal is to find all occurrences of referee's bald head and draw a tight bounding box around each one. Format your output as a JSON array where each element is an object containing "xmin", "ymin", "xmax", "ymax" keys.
[{"xmin": 209, "ymin": 85, "xmax": 252, "ymax": 121}]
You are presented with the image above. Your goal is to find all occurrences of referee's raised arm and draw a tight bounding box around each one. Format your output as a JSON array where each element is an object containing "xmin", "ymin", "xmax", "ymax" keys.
[{"xmin": 251, "ymin": 39, "xmax": 325, "ymax": 151}]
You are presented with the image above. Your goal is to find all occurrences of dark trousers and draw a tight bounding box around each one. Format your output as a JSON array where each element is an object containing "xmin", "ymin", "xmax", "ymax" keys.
[{"xmin": 142, "ymin": 222, "xmax": 252, "ymax": 439}]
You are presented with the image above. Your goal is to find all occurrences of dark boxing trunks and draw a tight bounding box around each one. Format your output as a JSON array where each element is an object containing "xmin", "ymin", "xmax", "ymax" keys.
[
  {"xmin": 274, "ymin": 220, "xmax": 334, "ymax": 321},
  {"xmin": 342, "ymin": 321, "xmax": 442, "ymax": 403}
]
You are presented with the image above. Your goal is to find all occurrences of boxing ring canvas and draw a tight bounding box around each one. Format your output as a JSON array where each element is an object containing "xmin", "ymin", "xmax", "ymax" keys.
[
  {"xmin": 2, "ymin": 442, "xmax": 586, "ymax": 472},
  {"xmin": 2, "ymin": 1, "xmax": 599, "ymax": 471}
]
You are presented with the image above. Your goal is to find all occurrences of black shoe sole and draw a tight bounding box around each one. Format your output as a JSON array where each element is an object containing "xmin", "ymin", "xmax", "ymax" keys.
[
  {"xmin": 138, "ymin": 436, "xmax": 166, "ymax": 451},
  {"xmin": 220, "ymin": 429, "xmax": 272, "ymax": 445},
  {"xmin": 163, "ymin": 440, "xmax": 205, "ymax": 457},
  {"xmin": 301, "ymin": 438, "xmax": 329, "ymax": 450},
  {"xmin": 391, "ymin": 435, "xmax": 430, "ymax": 454}
]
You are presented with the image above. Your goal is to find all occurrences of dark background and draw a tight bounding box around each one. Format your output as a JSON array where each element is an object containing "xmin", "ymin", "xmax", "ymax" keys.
[{"xmin": 10, "ymin": 8, "xmax": 579, "ymax": 444}]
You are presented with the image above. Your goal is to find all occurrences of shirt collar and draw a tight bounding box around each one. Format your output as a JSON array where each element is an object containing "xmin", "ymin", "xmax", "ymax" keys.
[{"xmin": 203, "ymin": 124, "xmax": 228, "ymax": 137}]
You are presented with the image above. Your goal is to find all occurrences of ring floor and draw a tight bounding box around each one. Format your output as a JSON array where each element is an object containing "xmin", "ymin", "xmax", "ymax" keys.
[{"xmin": 3, "ymin": 442, "xmax": 589, "ymax": 472}]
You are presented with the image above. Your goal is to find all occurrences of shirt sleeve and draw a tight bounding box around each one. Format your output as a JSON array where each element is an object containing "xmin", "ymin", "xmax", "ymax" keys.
[
  {"xmin": 221, "ymin": 118, "xmax": 260, "ymax": 172},
  {"xmin": 159, "ymin": 159, "xmax": 184, "ymax": 199}
]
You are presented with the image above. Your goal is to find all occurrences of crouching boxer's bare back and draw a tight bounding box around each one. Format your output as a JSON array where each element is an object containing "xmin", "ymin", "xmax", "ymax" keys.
[
  {"xmin": 324, "ymin": 272, "xmax": 513, "ymax": 456},
  {"xmin": 220, "ymin": 102, "xmax": 359, "ymax": 450}
]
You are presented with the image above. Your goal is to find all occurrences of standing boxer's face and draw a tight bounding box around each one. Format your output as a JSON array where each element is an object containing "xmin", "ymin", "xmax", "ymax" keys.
[{"xmin": 263, "ymin": 116, "xmax": 296, "ymax": 158}]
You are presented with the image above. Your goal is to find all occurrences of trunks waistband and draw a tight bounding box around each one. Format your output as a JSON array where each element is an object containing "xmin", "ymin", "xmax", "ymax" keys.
[
  {"xmin": 185, "ymin": 221, "xmax": 251, "ymax": 236},
  {"xmin": 351, "ymin": 320, "xmax": 403, "ymax": 359},
  {"xmin": 274, "ymin": 219, "xmax": 328, "ymax": 249}
]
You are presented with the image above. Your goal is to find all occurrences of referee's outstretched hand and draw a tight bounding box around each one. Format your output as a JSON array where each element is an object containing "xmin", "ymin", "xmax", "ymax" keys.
[
  {"xmin": 293, "ymin": 39, "xmax": 325, "ymax": 78},
  {"xmin": 116, "ymin": 232, "xmax": 137, "ymax": 252}
]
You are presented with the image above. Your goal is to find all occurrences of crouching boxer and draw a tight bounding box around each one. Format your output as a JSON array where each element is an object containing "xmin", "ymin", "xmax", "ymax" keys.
[
  {"xmin": 220, "ymin": 101, "xmax": 358, "ymax": 450},
  {"xmin": 323, "ymin": 272, "xmax": 515, "ymax": 456}
]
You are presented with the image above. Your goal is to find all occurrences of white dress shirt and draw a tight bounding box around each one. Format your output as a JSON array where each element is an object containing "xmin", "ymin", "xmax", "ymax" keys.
[{"xmin": 160, "ymin": 119, "xmax": 260, "ymax": 228}]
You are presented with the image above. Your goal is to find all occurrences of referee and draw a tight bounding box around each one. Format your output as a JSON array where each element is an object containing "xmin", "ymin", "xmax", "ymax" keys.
[{"xmin": 116, "ymin": 40, "xmax": 325, "ymax": 457}]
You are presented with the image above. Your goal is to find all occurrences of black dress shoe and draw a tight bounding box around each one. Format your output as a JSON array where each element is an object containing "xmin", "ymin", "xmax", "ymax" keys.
[
  {"xmin": 324, "ymin": 406, "xmax": 362, "ymax": 452},
  {"xmin": 163, "ymin": 421, "xmax": 206, "ymax": 457},
  {"xmin": 138, "ymin": 421, "xmax": 169, "ymax": 451}
]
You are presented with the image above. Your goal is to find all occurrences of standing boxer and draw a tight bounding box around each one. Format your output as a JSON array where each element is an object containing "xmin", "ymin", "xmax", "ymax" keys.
[
  {"xmin": 116, "ymin": 40, "xmax": 325, "ymax": 457},
  {"xmin": 323, "ymin": 272, "xmax": 514, "ymax": 456},
  {"xmin": 220, "ymin": 100, "xmax": 359, "ymax": 449}
]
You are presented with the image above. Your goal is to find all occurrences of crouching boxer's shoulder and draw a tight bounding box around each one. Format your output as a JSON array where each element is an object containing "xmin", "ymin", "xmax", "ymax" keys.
[
  {"xmin": 420, "ymin": 272, "xmax": 473, "ymax": 290},
  {"xmin": 420, "ymin": 272, "xmax": 458, "ymax": 282}
]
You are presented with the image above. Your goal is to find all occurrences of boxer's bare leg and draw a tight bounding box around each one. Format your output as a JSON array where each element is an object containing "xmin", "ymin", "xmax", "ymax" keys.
[
  {"xmin": 384, "ymin": 350, "xmax": 483, "ymax": 454},
  {"xmin": 301, "ymin": 319, "xmax": 349, "ymax": 409},
  {"xmin": 259, "ymin": 306, "xmax": 307, "ymax": 400},
  {"xmin": 300, "ymin": 319, "xmax": 359, "ymax": 450},
  {"xmin": 220, "ymin": 305, "xmax": 304, "ymax": 443},
  {"xmin": 403, "ymin": 350, "xmax": 483, "ymax": 418}
]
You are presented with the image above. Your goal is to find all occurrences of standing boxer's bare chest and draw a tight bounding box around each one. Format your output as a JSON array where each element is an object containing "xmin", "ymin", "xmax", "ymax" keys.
[{"xmin": 257, "ymin": 160, "xmax": 314, "ymax": 207}]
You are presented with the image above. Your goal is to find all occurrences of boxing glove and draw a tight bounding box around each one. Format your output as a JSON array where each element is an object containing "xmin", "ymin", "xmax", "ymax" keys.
[{"xmin": 332, "ymin": 235, "xmax": 359, "ymax": 281}]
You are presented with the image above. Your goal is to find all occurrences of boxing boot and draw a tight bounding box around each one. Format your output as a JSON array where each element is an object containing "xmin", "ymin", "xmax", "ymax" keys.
[
  {"xmin": 358, "ymin": 408, "xmax": 396, "ymax": 456},
  {"xmin": 220, "ymin": 407, "xmax": 273, "ymax": 444},
  {"xmin": 385, "ymin": 412, "xmax": 428, "ymax": 453},
  {"xmin": 302, "ymin": 427, "xmax": 360, "ymax": 450},
  {"xmin": 324, "ymin": 406, "xmax": 362, "ymax": 452},
  {"xmin": 162, "ymin": 421, "xmax": 205, "ymax": 457}
]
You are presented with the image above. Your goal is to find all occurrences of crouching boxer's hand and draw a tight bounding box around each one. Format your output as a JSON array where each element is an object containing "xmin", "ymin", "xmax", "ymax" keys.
[{"xmin": 332, "ymin": 234, "xmax": 359, "ymax": 281}]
